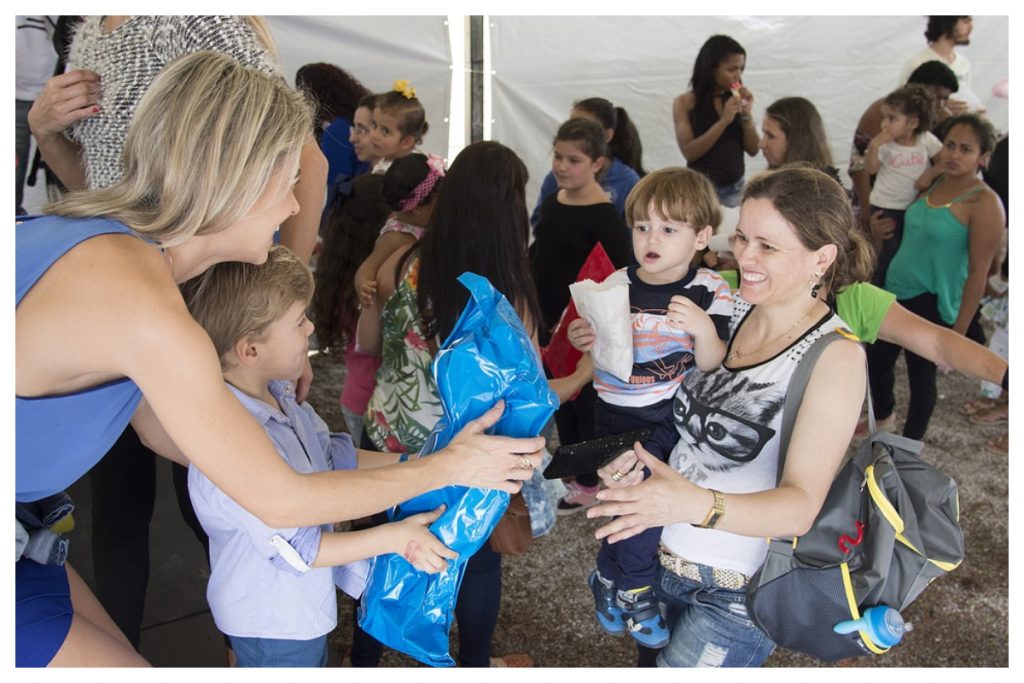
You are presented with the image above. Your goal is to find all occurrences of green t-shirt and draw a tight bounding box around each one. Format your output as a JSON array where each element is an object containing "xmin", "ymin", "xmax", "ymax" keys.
[
  {"xmin": 718, "ymin": 271, "xmax": 894, "ymax": 343},
  {"xmin": 834, "ymin": 282, "xmax": 896, "ymax": 344}
]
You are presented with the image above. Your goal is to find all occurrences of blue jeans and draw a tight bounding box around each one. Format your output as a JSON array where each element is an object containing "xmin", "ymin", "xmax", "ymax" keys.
[
  {"xmin": 714, "ymin": 177, "xmax": 745, "ymax": 209},
  {"xmin": 230, "ymin": 634, "xmax": 328, "ymax": 667},
  {"xmin": 654, "ymin": 563, "xmax": 775, "ymax": 667}
]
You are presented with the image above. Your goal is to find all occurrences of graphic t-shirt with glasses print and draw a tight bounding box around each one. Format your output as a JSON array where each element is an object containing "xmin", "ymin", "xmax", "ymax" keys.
[{"xmin": 660, "ymin": 296, "xmax": 849, "ymax": 578}]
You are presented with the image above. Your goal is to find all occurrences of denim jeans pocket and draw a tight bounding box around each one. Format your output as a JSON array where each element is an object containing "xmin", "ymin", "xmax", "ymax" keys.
[{"xmin": 691, "ymin": 587, "xmax": 755, "ymax": 627}]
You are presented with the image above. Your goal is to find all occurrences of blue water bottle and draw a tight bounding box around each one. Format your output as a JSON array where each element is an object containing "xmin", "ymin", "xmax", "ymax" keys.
[{"xmin": 833, "ymin": 605, "xmax": 913, "ymax": 648}]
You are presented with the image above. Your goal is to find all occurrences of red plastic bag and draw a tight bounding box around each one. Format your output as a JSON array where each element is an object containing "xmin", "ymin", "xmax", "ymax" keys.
[{"xmin": 540, "ymin": 242, "xmax": 617, "ymax": 383}]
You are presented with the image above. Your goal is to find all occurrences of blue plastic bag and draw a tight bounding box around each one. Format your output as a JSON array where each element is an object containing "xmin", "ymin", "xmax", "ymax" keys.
[{"xmin": 357, "ymin": 272, "xmax": 558, "ymax": 667}]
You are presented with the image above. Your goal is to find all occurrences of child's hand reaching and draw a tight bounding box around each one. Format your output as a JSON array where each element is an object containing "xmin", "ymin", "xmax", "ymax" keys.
[
  {"xmin": 666, "ymin": 296, "xmax": 714, "ymax": 338},
  {"xmin": 667, "ymin": 296, "xmax": 726, "ymax": 370},
  {"xmin": 354, "ymin": 259, "xmax": 379, "ymax": 307},
  {"xmin": 358, "ymin": 278, "xmax": 378, "ymax": 308},
  {"xmin": 567, "ymin": 317, "xmax": 597, "ymax": 352},
  {"xmin": 392, "ymin": 505, "xmax": 458, "ymax": 574}
]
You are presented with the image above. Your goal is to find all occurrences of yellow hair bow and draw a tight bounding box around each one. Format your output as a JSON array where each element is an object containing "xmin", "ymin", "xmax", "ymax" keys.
[{"xmin": 393, "ymin": 79, "xmax": 417, "ymax": 99}]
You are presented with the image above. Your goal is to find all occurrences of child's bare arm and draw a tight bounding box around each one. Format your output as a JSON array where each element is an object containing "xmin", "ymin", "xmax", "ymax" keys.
[
  {"xmin": 311, "ymin": 505, "xmax": 456, "ymax": 573},
  {"xmin": 862, "ymin": 132, "xmax": 892, "ymax": 176},
  {"xmin": 914, "ymin": 150, "xmax": 945, "ymax": 192},
  {"xmin": 914, "ymin": 165, "xmax": 942, "ymax": 192},
  {"xmin": 666, "ymin": 296, "xmax": 726, "ymax": 370},
  {"xmin": 355, "ymin": 231, "xmax": 416, "ymax": 307},
  {"xmin": 355, "ymin": 296, "xmax": 383, "ymax": 355},
  {"xmin": 355, "ymin": 243, "xmax": 416, "ymax": 355},
  {"xmin": 548, "ymin": 352, "xmax": 594, "ymax": 403}
]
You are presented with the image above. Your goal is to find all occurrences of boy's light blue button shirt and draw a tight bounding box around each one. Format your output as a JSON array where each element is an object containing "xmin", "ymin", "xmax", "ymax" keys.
[{"xmin": 188, "ymin": 380, "xmax": 366, "ymax": 640}]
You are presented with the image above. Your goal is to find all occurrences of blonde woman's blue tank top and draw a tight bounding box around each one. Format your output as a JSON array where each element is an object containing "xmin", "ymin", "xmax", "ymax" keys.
[{"xmin": 16, "ymin": 215, "xmax": 144, "ymax": 502}]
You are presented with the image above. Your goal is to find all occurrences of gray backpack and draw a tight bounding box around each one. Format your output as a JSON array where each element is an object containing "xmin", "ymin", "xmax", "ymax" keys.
[{"xmin": 745, "ymin": 331, "xmax": 965, "ymax": 661}]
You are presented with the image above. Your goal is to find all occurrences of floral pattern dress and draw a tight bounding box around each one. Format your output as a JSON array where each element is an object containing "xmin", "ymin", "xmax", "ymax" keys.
[{"xmin": 364, "ymin": 258, "xmax": 443, "ymax": 455}]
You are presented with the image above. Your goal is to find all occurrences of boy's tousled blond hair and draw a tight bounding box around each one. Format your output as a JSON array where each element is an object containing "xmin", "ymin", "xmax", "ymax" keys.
[
  {"xmin": 181, "ymin": 246, "xmax": 313, "ymax": 368},
  {"xmin": 624, "ymin": 167, "xmax": 721, "ymax": 233}
]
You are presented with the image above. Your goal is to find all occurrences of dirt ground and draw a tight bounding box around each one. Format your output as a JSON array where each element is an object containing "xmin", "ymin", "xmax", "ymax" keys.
[{"xmin": 307, "ymin": 344, "xmax": 1009, "ymax": 668}]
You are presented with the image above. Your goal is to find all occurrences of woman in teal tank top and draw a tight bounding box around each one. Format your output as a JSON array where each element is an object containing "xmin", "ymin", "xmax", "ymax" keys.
[{"xmin": 866, "ymin": 115, "xmax": 1005, "ymax": 440}]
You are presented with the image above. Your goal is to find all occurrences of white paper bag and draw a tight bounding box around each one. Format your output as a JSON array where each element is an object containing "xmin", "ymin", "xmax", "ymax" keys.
[{"xmin": 569, "ymin": 278, "xmax": 633, "ymax": 381}]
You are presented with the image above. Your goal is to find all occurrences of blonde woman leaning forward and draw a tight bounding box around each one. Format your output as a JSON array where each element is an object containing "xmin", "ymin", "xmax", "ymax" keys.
[
  {"xmin": 588, "ymin": 167, "xmax": 870, "ymax": 667},
  {"xmin": 15, "ymin": 51, "xmax": 542, "ymax": 668}
]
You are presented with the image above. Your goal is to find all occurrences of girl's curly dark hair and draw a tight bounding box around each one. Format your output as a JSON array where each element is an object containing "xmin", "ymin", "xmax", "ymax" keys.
[
  {"xmin": 310, "ymin": 173, "xmax": 390, "ymax": 352},
  {"xmin": 295, "ymin": 62, "xmax": 370, "ymax": 135},
  {"xmin": 884, "ymin": 84, "xmax": 937, "ymax": 135}
]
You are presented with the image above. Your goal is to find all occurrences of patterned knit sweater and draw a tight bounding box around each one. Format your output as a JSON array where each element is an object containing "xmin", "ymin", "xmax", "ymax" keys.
[{"xmin": 67, "ymin": 16, "xmax": 278, "ymax": 189}]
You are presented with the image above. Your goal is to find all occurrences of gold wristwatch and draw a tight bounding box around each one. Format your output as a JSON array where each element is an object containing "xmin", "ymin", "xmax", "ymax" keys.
[{"xmin": 696, "ymin": 489, "xmax": 725, "ymax": 529}]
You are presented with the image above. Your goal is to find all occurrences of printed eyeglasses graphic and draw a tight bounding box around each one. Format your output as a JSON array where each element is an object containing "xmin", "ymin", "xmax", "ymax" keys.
[{"xmin": 674, "ymin": 385, "xmax": 775, "ymax": 463}]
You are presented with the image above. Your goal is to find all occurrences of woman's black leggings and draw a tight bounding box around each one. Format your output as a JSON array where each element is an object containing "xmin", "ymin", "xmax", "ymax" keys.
[
  {"xmin": 88, "ymin": 426, "xmax": 210, "ymax": 649},
  {"xmin": 866, "ymin": 292, "xmax": 985, "ymax": 440}
]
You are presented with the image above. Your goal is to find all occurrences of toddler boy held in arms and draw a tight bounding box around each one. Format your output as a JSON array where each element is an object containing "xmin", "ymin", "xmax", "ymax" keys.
[{"xmin": 568, "ymin": 168, "xmax": 733, "ymax": 648}]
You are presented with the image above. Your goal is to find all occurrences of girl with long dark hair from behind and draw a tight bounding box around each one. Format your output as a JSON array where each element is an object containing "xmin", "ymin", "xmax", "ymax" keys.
[
  {"xmin": 310, "ymin": 173, "xmax": 390, "ymax": 444},
  {"xmin": 354, "ymin": 140, "xmax": 591, "ymax": 667}
]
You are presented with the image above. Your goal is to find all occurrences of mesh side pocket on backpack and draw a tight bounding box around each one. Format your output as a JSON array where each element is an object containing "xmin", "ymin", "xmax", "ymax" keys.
[{"xmin": 748, "ymin": 563, "xmax": 868, "ymax": 662}]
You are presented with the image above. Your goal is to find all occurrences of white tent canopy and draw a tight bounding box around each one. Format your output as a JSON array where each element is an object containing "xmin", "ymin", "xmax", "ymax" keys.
[
  {"xmin": 268, "ymin": 15, "xmax": 1008, "ymax": 208},
  {"xmin": 22, "ymin": 15, "xmax": 1008, "ymax": 214}
]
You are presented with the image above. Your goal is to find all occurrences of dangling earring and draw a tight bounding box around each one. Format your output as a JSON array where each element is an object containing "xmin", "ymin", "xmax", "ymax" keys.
[{"xmin": 809, "ymin": 271, "xmax": 823, "ymax": 299}]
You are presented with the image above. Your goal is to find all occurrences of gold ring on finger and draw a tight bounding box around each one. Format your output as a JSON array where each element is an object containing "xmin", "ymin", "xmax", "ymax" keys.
[
  {"xmin": 611, "ymin": 470, "xmax": 624, "ymax": 481},
  {"xmin": 516, "ymin": 456, "xmax": 533, "ymax": 470}
]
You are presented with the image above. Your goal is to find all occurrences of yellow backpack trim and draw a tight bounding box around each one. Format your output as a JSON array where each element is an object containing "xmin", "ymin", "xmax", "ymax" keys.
[
  {"xmin": 866, "ymin": 465, "xmax": 960, "ymax": 572},
  {"xmin": 840, "ymin": 562, "xmax": 890, "ymax": 655},
  {"xmin": 866, "ymin": 464, "xmax": 924, "ymax": 556}
]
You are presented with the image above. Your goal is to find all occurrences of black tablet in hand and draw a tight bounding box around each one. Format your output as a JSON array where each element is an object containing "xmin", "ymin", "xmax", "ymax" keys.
[{"xmin": 542, "ymin": 429, "xmax": 650, "ymax": 480}]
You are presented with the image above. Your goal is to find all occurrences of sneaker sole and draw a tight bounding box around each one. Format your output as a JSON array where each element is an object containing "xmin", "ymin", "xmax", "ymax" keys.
[
  {"xmin": 625, "ymin": 619, "xmax": 669, "ymax": 649},
  {"xmin": 627, "ymin": 632, "xmax": 670, "ymax": 649},
  {"xmin": 595, "ymin": 614, "xmax": 626, "ymax": 636}
]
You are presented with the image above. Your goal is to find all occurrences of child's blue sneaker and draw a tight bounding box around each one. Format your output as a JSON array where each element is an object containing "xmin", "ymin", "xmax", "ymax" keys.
[
  {"xmin": 588, "ymin": 570, "xmax": 625, "ymax": 635},
  {"xmin": 619, "ymin": 586, "xmax": 669, "ymax": 649}
]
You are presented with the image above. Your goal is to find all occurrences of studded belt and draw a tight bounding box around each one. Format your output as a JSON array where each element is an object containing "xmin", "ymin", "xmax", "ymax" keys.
[{"xmin": 658, "ymin": 546, "xmax": 750, "ymax": 591}]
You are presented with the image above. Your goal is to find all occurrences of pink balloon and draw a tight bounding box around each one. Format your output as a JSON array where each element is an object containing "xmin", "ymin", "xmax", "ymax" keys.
[{"xmin": 992, "ymin": 78, "xmax": 1009, "ymax": 99}]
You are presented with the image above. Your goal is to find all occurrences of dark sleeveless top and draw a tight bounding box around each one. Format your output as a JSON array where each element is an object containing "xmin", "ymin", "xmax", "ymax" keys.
[
  {"xmin": 16, "ymin": 215, "xmax": 145, "ymax": 502},
  {"xmin": 529, "ymin": 195, "xmax": 633, "ymax": 346},
  {"xmin": 688, "ymin": 91, "xmax": 745, "ymax": 187}
]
